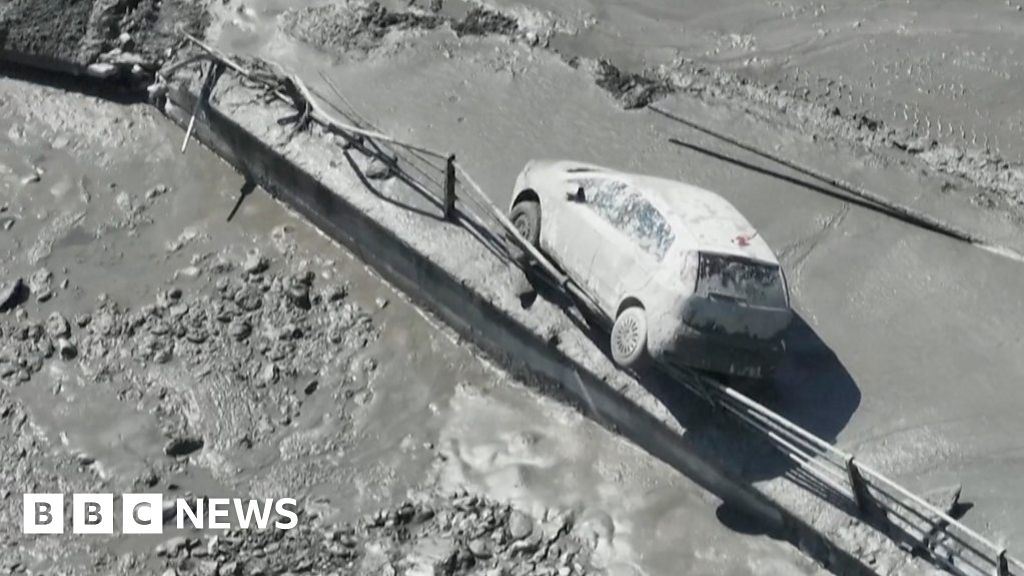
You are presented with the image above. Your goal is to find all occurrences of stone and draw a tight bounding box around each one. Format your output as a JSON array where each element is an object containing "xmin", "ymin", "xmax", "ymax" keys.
[
  {"xmin": 157, "ymin": 536, "xmax": 189, "ymax": 557},
  {"xmin": 0, "ymin": 278, "xmax": 25, "ymax": 311},
  {"xmin": 287, "ymin": 281, "xmax": 311, "ymax": 310},
  {"xmin": 228, "ymin": 320, "xmax": 252, "ymax": 341},
  {"xmin": 164, "ymin": 435, "xmax": 205, "ymax": 457},
  {"xmin": 243, "ymin": 251, "xmax": 269, "ymax": 274},
  {"xmin": 56, "ymin": 338, "xmax": 77, "ymax": 360},
  {"xmin": 45, "ymin": 312, "xmax": 70, "ymax": 338},
  {"xmin": 468, "ymin": 537, "xmax": 494, "ymax": 559},
  {"xmin": 508, "ymin": 510, "xmax": 533, "ymax": 541}
]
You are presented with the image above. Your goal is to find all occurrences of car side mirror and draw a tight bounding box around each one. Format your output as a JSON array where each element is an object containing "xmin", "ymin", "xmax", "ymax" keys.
[{"xmin": 566, "ymin": 186, "xmax": 586, "ymax": 203}]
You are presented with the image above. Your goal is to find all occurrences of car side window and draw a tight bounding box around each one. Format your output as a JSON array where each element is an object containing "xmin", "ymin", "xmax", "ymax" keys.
[{"xmin": 576, "ymin": 178, "xmax": 675, "ymax": 260}]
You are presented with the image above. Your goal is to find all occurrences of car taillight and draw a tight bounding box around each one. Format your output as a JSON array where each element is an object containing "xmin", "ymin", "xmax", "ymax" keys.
[{"xmin": 680, "ymin": 251, "xmax": 699, "ymax": 290}]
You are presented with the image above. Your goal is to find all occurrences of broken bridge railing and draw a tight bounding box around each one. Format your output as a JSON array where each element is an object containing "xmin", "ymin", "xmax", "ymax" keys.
[{"xmin": 162, "ymin": 35, "xmax": 1021, "ymax": 576}]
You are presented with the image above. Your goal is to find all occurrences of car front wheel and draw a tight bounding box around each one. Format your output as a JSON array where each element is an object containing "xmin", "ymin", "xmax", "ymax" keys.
[
  {"xmin": 510, "ymin": 199, "xmax": 541, "ymax": 247},
  {"xmin": 611, "ymin": 306, "xmax": 647, "ymax": 368}
]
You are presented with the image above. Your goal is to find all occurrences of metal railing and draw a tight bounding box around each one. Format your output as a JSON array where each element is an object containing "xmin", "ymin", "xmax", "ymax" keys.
[{"xmin": 163, "ymin": 39, "xmax": 1020, "ymax": 576}]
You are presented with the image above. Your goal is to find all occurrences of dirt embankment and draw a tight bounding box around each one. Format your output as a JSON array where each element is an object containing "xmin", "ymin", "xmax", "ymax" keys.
[{"xmin": 0, "ymin": 0, "xmax": 207, "ymax": 71}]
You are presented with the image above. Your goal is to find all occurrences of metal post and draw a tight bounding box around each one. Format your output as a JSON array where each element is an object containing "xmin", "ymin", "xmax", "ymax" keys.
[
  {"xmin": 444, "ymin": 154, "xmax": 457, "ymax": 220},
  {"xmin": 996, "ymin": 549, "xmax": 1008, "ymax": 576},
  {"xmin": 846, "ymin": 457, "xmax": 872, "ymax": 515}
]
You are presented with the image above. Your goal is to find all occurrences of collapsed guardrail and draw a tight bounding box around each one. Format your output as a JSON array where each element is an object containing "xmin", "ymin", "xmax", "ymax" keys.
[{"xmin": 161, "ymin": 35, "xmax": 1020, "ymax": 576}]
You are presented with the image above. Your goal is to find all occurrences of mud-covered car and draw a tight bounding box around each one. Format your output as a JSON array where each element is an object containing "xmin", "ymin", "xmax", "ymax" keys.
[{"xmin": 509, "ymin": 160, "xmax": 793, "ymax": 379}]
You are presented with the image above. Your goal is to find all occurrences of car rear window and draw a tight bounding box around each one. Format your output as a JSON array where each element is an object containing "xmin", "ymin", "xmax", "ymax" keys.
[{"xmin": 697, "ymin": 253, "xmax": 787, "ymax": 308}]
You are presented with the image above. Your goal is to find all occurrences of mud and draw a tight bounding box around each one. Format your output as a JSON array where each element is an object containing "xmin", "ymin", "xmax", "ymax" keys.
[
  {"xmin": 468, "ymin": 0, "xmax": 1024, "ymax": 223},
  {"xmin": 282, "ymin": 1, "xmax": 444, "ymax": 60},
  {"xmin": 158, "ymin": 497, "xmax": 592, "ymax": 576},
  {"xmin": 0, "ymin": 0, "xmax": 206, "ymax": 70},
  {"xmin": 199, "ymin": 0, "xmax": 1024, "ymax": 569},
  {"xmin": 0, "ymin": 74, "xmax": 598, "ymax": 575},
  {"xmin": 0, "ymin": 70, "xmax": 826, "ymax": 575},
  {"xmin": 260, "ymin": 0, "xmax": 1024, "ymax": 221}
]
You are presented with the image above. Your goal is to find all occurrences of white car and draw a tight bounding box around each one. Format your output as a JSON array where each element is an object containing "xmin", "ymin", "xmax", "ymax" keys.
[{"xmin": 509, "ymin": 160, "xmax": 793, "ymax": 378}]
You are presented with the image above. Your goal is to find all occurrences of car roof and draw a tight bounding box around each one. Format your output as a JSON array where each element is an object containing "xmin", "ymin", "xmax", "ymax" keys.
[{"xmin": 545, "ymin": 160, "xmax": 779, "ymax": 264}]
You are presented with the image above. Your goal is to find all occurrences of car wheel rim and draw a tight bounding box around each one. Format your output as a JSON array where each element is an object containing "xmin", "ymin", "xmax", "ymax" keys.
[{"xmin": 615, "ymin": 314, "xmax": 641, "ymax": 358}]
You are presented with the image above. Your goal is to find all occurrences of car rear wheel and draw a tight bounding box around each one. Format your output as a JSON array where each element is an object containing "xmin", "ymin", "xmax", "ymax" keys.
[
  {"xmin": 510, "ymin": 199, "xmax": 541, "ymax": 247},
  {"xmin": 611, "ymin": 306, "xmax": 647, "ymax": 368}
]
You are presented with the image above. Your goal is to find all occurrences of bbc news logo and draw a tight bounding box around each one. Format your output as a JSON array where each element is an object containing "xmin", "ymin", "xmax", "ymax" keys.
[{"xmin": 23, "ymin": 493, "xmax": 298, "ymax": 534}]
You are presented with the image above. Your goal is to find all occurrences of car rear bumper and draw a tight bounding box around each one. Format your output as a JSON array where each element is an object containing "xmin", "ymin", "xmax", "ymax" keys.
[{"xmin": 657, "ymin": 323, "xmax": 786, "ymax": 378}]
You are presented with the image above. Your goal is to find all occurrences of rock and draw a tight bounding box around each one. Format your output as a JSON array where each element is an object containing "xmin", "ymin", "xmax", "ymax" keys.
[
  {"xmin": 258, "ymin": 363, "xmax": 279, "ymax": 386},
  {"xmin": 287, "ymin": 281, "xmax": 311, "ymax": 310},
  {"xmin": 218, "ymin": 561, "xmax": 241, "ymax": 576},
  {"xmin": 163, "ymin": 436, "xmax": 205, "ymax": 457},
  {"xmin": 508, "ymin": 510, "xmax": 533, "ymax": 540},
  {"xmin": 468, "ymin": 537, "xmax": 494, "ymax": 559},
  {"xmin": 146, "ymin": 184, "xmax": 169, "ymax": 199},
  {"xmin": 228, "ymin": 320, "xmax": 252, "ymax": 341},
  {"xmin": 243, "ymin": 251, "xmax": 269, "ymax": 275},
  {"xmin": 28, "ymin": 268, "xmax": 52, "ymax": 294},
  {"xmin": 304, "ymin": 380, "xmax": 319, "ymax": 395},
  {"xmin": 56, "ymin": 338, "xmax": 77, "ymax": 360},
  {"xmin": 0, "ymin": 278, "xmax": 25, "ymax": 311},
  {"xmin": 375, "ymin": 297, "xmax": 389, "ymax": 309},
  {"xmin": 156, "ymin": 536, "xmax": 189, "ymax": 557},
  {"xmin": 46, "ymin": 312, "xmax": 70, "ymax": 338}
]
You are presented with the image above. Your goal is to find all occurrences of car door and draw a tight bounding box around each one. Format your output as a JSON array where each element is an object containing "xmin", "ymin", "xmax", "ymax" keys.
[{"xmin": 546, "ymin": 176, "xmax": 607, "ymax": 298}]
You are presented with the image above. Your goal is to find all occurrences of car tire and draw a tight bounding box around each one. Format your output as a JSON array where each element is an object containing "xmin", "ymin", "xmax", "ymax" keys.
[
  {"xmin": 611, "ymin": 306, "xmax": 647, "ymax": 368},
  {"xmin": 510, "ymin": 199, "xmax": 541, "ymax": 247}
]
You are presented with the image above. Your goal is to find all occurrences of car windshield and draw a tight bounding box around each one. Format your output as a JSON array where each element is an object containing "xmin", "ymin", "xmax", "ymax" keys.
[{"xmin": 697, "ymin": 253, "xmax": 787, "ymax": 308}]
